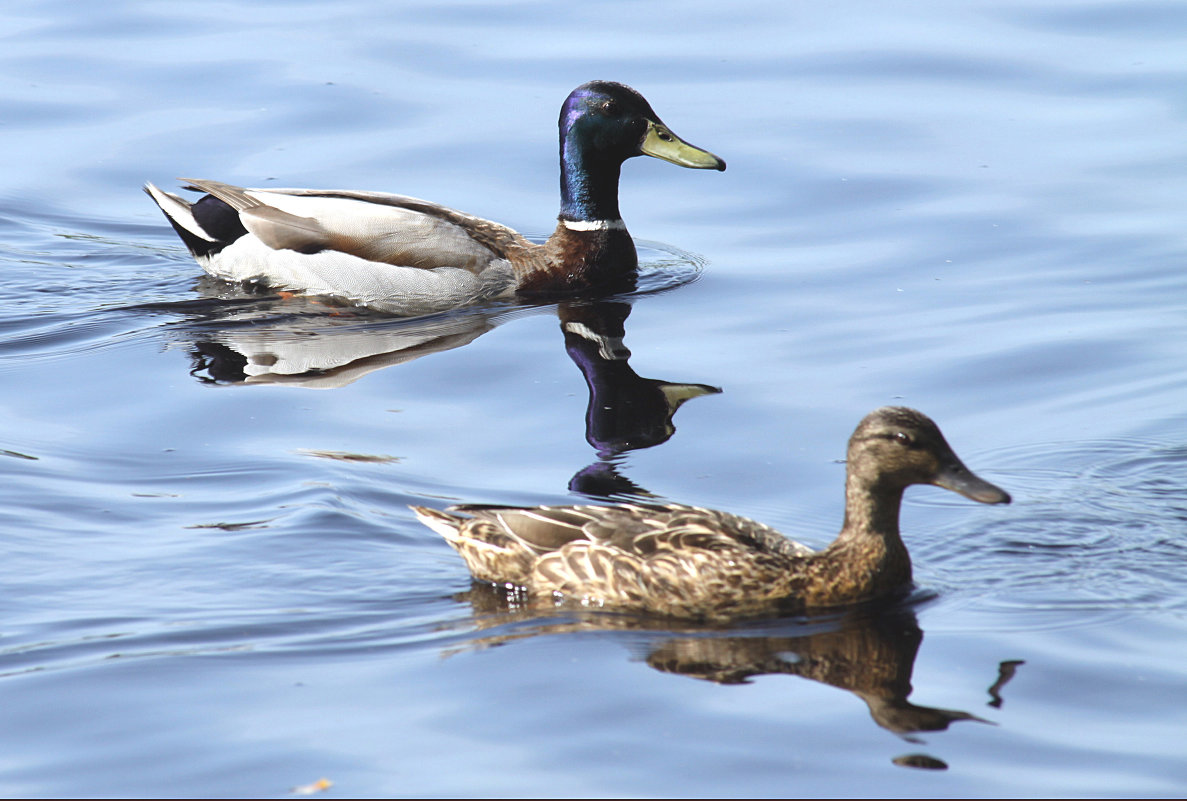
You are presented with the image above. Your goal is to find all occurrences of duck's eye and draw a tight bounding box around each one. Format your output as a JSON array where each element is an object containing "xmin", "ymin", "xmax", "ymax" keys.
[
  {"xmin": 893, "ymin": 431, "xmax": 913, "ymax": 446},
  {"xmin": 600, "ymin": 100, "xmax": 619, "ymax": 116}
]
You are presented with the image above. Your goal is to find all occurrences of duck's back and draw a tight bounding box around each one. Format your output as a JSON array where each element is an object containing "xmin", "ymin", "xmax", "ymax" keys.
[
  {"xmin": 254, "ymin": 188, "xmax": 531, "ymax": 270},
  {"xmin": 147, "ymin": 181, "xmax": 528, "ymax": 315},
  {"xmin": 415, "ymin": 502, "xmax": 817, "ymax": 616}
]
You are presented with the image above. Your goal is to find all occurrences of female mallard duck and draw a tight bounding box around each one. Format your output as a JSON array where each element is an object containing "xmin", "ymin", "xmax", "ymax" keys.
[
  {"xmin": 413, "ymin": 407, "xmax": 1010, "ymax": 619},
  {"xmin": 144, "ymin": 81, "xmax": 725, "ymax": 315}
]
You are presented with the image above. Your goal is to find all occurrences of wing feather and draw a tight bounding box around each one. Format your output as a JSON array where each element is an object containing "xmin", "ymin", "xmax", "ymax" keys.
[{"xmin": 181, "ymin": 179, "xmax": 530, "ymax": 272}]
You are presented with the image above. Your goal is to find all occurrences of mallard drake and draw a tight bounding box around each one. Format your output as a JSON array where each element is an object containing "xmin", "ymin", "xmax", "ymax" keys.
[
  {"xmin": 413, "ymin": 407, "xmax": 1010, "ymax": 619},
  {"xmin": 144, "ymin": 81, "xmax": 725, "ymax": 315}
]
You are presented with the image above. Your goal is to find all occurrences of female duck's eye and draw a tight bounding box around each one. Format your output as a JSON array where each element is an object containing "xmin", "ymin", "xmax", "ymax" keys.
[{"xmin": 893, "ymin": 431, "xmax": 912, "ymax": 446}]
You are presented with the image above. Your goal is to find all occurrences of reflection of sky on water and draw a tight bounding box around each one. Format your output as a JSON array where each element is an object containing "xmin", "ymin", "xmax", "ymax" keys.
[{"xmin": 2, "ymin": 0, "xmax": 1187, "ymax": 795}]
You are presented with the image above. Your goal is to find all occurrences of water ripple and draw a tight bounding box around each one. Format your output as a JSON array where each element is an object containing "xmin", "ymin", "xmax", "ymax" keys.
[{"xmin": 922, "ymin": 437, "xmax": 1187, "ymax": 624}]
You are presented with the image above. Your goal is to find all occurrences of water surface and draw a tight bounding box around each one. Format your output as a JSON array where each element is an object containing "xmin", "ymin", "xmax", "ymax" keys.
[{"xmin": 2, "ymin": 0, "xmax": 1187, "ymax": 796}]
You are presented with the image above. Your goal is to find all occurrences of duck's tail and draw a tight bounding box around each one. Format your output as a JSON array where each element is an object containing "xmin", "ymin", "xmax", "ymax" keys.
[
  {"xmin": 144, "ymin": 181, "xmax": 247, "ymax": 261},
  {"xmin": 412, "ymin": 505, "xmax": 540, "ymax": 587},
  {"xmin": 410, "ymin": 506, "xmax": 466, "ymax": 546}
]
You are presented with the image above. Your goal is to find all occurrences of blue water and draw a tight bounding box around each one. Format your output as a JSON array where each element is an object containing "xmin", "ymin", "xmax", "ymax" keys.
[{"xmin": 3, "ymin": 0, "xmax": 1187, "ymax": 796}]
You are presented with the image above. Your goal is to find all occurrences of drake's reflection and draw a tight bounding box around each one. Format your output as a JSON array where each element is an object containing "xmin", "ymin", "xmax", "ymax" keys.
[
  {"xmin": 167, "ymin": 293, "xmax": 719, "ymax": 491},
  {"xmin": 170, "ymin": 289, "xmax": 508, "ymax": 389},
  {"xmin": 561, "ymin": 301, "xmax": 719, "ymax": 456},
  {"xmin": 559, "ymin": 301, "xmax": 719, "ymax": 498},
  {"xmin": 452, "ymin": 584, "xmax": 1019, "ymax": 768}
]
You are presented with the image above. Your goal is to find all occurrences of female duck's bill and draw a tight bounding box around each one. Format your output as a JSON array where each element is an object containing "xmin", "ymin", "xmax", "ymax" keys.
[
  {"xmin": 145, "ymin": 81, "xmax": 725, "ymax": 316},
  {"xmin": 412, "ymin": 407, "xmax": 1011, "ymax": 619}
]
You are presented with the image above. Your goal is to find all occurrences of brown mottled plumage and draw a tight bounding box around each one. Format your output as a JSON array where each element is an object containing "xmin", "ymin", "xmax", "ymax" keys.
[
  {"xmin": 413, "ymin": 407, "xmax": 1011, "ymax": 619},
  {"xmin": 415, "ymin": 408, "xmax": 1011, "ymax": 621}
]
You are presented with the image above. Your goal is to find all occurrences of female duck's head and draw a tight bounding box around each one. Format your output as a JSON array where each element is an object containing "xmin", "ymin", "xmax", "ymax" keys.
[
  {"xmin": 558, "ymin": 81, "xmax": 725, "ymax": 222},
  {"xmin": 846, "ymin": 406, "xmax": 1011, "ymax": 505}
]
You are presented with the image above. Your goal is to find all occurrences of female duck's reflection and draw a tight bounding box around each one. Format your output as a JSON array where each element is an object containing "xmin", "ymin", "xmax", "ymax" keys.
[
  {"xmin": 451, "ymin": 585, "xmax": 1022, "ymax": 768},
  {"xmin": 171, "ymin": 293, "xmax": 718, "ymax": 493}
]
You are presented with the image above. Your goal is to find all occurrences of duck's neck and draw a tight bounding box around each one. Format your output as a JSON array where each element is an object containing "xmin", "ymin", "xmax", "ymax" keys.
[
  {"xmin": 511, "ymin": 139, "xmax": 638, "ymax": 295},
  {"xmin": 839, "ymin": 475, "xmax": 905, "ymax": 542},
  {"xmin": 559, "ymin": 138, "xmax": 625, "ymax": 224},
  {"xmin": 825, "ymin": 475, "xmax": 913, "ymax": 597}
]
